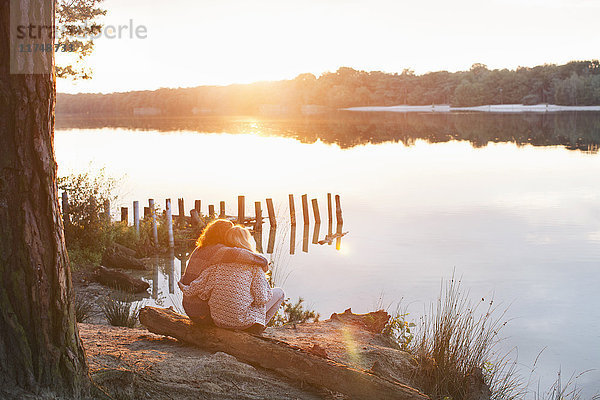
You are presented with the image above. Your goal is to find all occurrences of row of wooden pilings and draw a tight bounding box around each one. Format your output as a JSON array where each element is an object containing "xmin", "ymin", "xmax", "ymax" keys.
[{"xmin": 61, "ymin": 192, "xmax": 343, "ymax": 251}]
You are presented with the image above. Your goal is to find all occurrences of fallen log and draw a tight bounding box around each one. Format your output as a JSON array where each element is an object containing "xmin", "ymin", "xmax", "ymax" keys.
[
  {"xmin": 102, "ymin": 244, "xmax": 146, "ymax": 270},
  {"xmin": 94, "ymin": 266, "xmax": 150, "ymax": 293},
  {"xmin": 139, "ymin": 306, "xmax": 429, "ymax": 400}
]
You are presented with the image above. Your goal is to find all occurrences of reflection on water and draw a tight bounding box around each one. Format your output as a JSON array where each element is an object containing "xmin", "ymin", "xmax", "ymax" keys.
[
  {"xmin": 56, "ymin": 111, "xmax": 600, "ymax": 151},
  {"xmin": 55, "ymin": 114, "xmax": 600, "ymax": 397},
  {"xmin": 267, "ymin": 227, "xmax": 277, "ymax": 254}
]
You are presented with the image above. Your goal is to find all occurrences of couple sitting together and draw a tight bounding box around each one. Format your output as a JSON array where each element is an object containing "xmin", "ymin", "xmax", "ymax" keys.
[{"xmin": 178, "ymin": 219, "xmax": 285, "ymax": 333}]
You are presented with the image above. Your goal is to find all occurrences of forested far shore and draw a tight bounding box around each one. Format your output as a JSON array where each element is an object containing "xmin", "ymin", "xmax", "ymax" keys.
[{"xmin": 57, "ymin": 60, "xmax": 600, "ymax": 116}]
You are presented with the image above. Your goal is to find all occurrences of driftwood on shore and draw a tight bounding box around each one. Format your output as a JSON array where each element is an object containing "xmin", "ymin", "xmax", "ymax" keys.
[
  {"xmin": 94, "ymin": 266, "xmax": 150, "ymax": 293},
  {"xmin": 101, "ymin": 244, "xmax": 146, "ymax": 270},
  {"xmin": 139, "ymin": 306, "xmax": 429, "ymax": 400}
]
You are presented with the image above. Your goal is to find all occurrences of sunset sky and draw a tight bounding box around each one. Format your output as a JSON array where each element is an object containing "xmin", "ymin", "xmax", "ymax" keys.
[{"xmin": 57, "ymin": 0, "xmax": 600, "ymax": 94}]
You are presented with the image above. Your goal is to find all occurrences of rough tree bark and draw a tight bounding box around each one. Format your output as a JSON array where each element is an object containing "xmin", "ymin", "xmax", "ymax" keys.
[{"xmin": 0, "ymin": 1, "xmax": 95, "ymax": 398}]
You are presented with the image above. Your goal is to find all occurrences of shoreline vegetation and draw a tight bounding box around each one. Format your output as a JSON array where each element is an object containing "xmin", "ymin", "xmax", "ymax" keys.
[{"xmin": 56, "ymin": 60, "xmax": 600, "ymax": 116}]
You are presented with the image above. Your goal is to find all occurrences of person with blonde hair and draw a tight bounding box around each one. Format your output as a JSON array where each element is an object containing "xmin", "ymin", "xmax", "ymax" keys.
[
  {"xmin": 180, "ymin": 225, "xmax": 285, "ymax": 332},
  {"xmin": 180, "ymin": 219, "xmax": 268, "ymax": 325},
  {"xmin": 225, "ymin": 225, "xmax": 256, "ymax": 252}
]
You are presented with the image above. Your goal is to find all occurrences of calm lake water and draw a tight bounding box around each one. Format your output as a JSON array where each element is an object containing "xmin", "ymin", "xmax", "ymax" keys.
[{"xmin": 55, "ymin": 112, "xmax": 600, "ymax": 397}]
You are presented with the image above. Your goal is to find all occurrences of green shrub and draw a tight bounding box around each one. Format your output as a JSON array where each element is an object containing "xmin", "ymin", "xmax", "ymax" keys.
[
  {"xmin": 269, "ymin": 297, "xmax": 320, "ymax": 327},
  {"xmin": 58, "ymin": 168, "xmax": 118, "ymax": 264},
  {"xmin": 382, "ymin": 307, "xmax": 415, "ymax": 351}
]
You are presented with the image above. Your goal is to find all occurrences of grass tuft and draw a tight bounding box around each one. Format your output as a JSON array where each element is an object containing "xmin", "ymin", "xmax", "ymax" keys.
[
  {"xmin": 74, "ymin": 295, "xmax": 95, "ymax": 323},
  {"xmin": 101, "ymin": 295, "xmax": 140, "ymax": 328}
]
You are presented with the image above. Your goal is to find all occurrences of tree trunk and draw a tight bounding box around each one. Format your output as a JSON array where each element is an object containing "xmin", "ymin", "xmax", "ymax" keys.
[{"xmin": 0, "ymin": 1, "xmax": 93, "ymax": 397}]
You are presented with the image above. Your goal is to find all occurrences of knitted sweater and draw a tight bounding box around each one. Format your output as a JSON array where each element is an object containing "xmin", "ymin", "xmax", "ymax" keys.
[{"xmin": 179, "ymin": 262, "xmax": 273, "ymax": 329}]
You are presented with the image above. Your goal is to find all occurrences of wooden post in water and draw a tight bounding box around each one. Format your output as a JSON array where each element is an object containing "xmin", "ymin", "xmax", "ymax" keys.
[
  {"xmin": 312, "ymin": 222, "xmax": 321, "ymax": 244},
  {"xmin": 335, "ymin": 195, "xmax": 343, "ymax": 225},
  {"xmin": 254, "ymin": 201, "xmax": 263, "ymax": 231},
  {"xmin": 133, "ymin": 201, "xmax": 140, "ymax": 235},
  {"xmin": 208, "ymin": 205, "xmax": 215, "ymax": 219},
  {"xmin": 149, "ymin": 199, "xmax": 158, "ymax": 246},
  {"xmin": 194, "ymin": 200, "xmax": 202, "ymax": 215},
  {"xmin": 103, "ymin": 199, "xmax": 110, "ymax": 222},
  {"xmin": 311, "ymin": 198, "xmax": 321, "ymax": 224},
  {"xmin": 254, "ymin": 229, "xmax": 263, "ymax": 253},
  {"xmin": 238, "ymin": 195, "xmax": 245, "ymax": 224},
  {"xmin": 121, "ymin": 207, "xmax": 128, "ymax": 224},
  {"xmin": 220, "ymin": 201, "xmax": 226, "ymax": 218},
  {"xmin": 267, "ymin": 227, "xmax": 276, "ymax": 254},
  {"xmin": 191, "ymin": 210, "xmax": 202, "ymax": 230},
  {"xmin": 61, "ymin": 191, "xmax": 69, "ymax": 227},
  {"xmin": 152, "ymin": 257, "xmax": 159, "ymax": 299},
  {"xmin": 327, "ymin": 193, "xmax": 333, "ymax": 236},
  {"xmin": 266, "ymin": 198, "xmax": 276, "ymax": 228},
  {"xmin": 166, "ymin": 199, "xmax": 174, "ymax": 248},
  {"xmin": 289, "ymin": 223, "xmax": 296, "ymax": 255},
  {"xmin": 302, "ymin": 223, "xmax": 309, "ymax": 253},
  {"xmin": 178, "ymin": 198, "xmax": 185, "ymax": 222},
  {"xmin": 336, "ymin": 221, "xmax": 343, "ymax": 251},
  {"xmin": 168, "ymin": 249, "xmax": 175, "ymax": 294},
  {"xmin": 289, "ymin": 194, "xmax": 296, "ymax": 225},
  {"xmin": 301, "ymin": 194, "xmax": 309, "ymax": 225}
]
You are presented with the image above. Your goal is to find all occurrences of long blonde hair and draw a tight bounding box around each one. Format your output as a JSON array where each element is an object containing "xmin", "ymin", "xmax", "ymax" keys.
[{"xmin": 225, "ymin": 225, "xmax": 256, "ymax": 252}]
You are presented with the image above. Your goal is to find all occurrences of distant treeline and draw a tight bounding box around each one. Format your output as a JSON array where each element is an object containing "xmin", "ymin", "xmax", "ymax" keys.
[
  {"xmin": 56, "ymin": 111, "xmax": 600, "ymax": 152},
  {"xmin": 57, "ymin": 60, "xmax": 600, "ymax": 115}
]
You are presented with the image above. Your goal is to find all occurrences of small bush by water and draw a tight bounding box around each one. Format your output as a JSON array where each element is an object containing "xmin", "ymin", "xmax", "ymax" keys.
[
  {"xmin": 269, "ymin": 297, "xmax": 320, "ymax": 327},
  {"xmin": 382, "ymin": 307, "xmax": 415, "ymax": 351}
]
